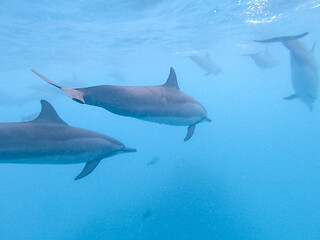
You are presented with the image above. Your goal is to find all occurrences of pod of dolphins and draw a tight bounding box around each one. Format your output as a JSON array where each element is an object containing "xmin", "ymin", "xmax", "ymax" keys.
[{"xmin": 0, "ymin": 32, "xmax": 318, "ymax": 180}]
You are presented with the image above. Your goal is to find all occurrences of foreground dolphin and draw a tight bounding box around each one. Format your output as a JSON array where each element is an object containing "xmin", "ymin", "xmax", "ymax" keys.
[
  {"xmin": 254, "ymin": 32, "xmax": 319, "ymax": 110},
  {"xmin": 32, "ymin": 68, "xmax": 211, "ymax": 141},
  {"xmin": 188, "ymin": 52, "xmax": 222, "ymax": 76},
  {"xmin": 0, "ymin": 100, "xmax": 136, "ymax": 180},
  {"xmin": 242, "ymin": 47, "xmax": 279, "ymax": 70}
]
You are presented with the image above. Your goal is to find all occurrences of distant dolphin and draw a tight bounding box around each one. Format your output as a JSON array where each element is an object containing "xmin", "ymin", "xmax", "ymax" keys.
[
  {"xmin": 146, "ymin": 156, "xmax": 159, "ymax": 166},
  {"xmin": 32, "ymin": 68, "xmax": 211, "ymax": 141},
  {"xmin": 254, "ymin": 32, "xmax": 319, "ymax": 110},
  {"xmin": 242, "ymin": 47, "xmax": 279, "ymax": 70},
  {"xmin": 188, "ymin": 52, "xmax": 222, "ymax": 76},
  {"xmin": 143, "ymin": 208, "xmax": 153, "ymax": 220},
  {"xmin": 0, "ymin": 100, "xmax": 136, "ymax": 180}
]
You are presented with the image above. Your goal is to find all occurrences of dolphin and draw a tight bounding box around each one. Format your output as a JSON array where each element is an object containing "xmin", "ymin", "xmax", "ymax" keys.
[
  {"xmin": 146, "ymin": 156, "xmax": 159, "ymax": 166},
  {"xmin": 143, "ymin": 208, "xmax": 153, "ymax": 221},
  {"xmin": 242, "ymin": 47, "xmax": 279, "ymax": 70},
  {"xmin": 0, "ymin": 100, "xmax": 136, "ymax": 180},
  {"xmin": 32, "ymin": 68, "xmax": 211, "ymax": 141},
  {"xmin": 188, "ymin": 52, "xmax": 222, "ymax": 76},
  {"xmin": 254, "ymin": 32, "xmax": 319, "ymax": 110}
]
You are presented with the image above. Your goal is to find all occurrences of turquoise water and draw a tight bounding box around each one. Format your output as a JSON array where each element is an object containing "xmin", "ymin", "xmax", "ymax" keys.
[{"xmin": 0, "ymin": 0, "xmax": 320, "ymax": 239}]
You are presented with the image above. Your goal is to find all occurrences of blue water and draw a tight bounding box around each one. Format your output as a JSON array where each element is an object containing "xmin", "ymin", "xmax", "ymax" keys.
[{"xmin": 0, "ymin": 0, "xmax": 320, "ymax": 239}]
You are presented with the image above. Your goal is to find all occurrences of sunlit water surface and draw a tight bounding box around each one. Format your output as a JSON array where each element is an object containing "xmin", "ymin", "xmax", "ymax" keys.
[{"xmin": 0, "ymin": 1, "xmax": 320, "ymax": 239}]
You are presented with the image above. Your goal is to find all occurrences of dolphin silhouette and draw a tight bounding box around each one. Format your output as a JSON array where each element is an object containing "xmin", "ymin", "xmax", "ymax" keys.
[
  {"xmin": 146, "ymin": 156, "xmax": 159, "ymax": 166},
  {"xmin": 32, "ymin": 68, "xmax": 211, "ymax": 141},
  {"xmin": 242, "ymin": 47, "xmax": 279, "ymax": 70},
  {"xmin": 0, "ymin": 100, "xmax": 136, "ymax": 180},
  {"xmin": 254, "ymin": 32, "xmax": 319, "ymax": 110},
  {"xmin": 188, "ymin": 52, "xmax": 222, "ymax": 76}
]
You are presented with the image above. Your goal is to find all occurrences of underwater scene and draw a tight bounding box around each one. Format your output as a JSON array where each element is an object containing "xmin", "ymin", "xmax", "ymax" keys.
[{"xmin": 0, "ymin": 0, "xmax": 320, "ymax": 239}]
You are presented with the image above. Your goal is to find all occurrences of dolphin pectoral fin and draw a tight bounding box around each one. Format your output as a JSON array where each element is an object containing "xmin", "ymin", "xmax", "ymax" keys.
[
  {"xmin": 284, "ymin": 94, "xmax": 298, "ymax": 100},
  {"xmin": 75, "ymin": 160, "xmax": 101, "ymax": 180},
  {"xmin": 62, "ymin": 87, "xmax": 85, "ymax": 104},
  {"xmin": 184, "ymin": 125, "xmax": 196, "ymax": 142}
]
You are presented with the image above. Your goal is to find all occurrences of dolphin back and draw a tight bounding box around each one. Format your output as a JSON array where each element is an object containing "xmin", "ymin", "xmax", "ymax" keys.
[{"xmin": 254, "ymin": 32, "xmax": 309, "ymax": 43}]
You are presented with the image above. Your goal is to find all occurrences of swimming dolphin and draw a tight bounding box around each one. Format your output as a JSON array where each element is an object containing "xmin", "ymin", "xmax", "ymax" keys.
[
  {"xmin": 0, "ymin": 100, "xmax": 136, "ymax": 180},
  {"xmin": 242, "ymin": 47, "xmax": 279, "ymax": 70},
  {"xmin": 254, "ymin": 32, "xmax": 319, "ymax": 110},
  {"xmin": 143, "ymin": 208, "xmax": 153, "ymax": 221},
  {"xmin": 188, "ymin": 52, "xmax": 222, "ymax": 76},
  {"xmin": 32, "ymin": 68, "xmax": 211, "ymax": 141},
  {"xmin": 146, "ymin": 156, "xmax": 159, "ymax": 166}
]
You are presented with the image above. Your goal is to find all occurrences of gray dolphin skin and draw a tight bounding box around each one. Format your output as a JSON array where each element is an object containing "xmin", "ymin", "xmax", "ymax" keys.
[
  {"xmin": 0, "ymin": 100, "xmax": 136, "ymax": 180},
  {"xmin": 188, "ymin": 52, "xmax": 222, "ymax": 76},
  {"xmin": 254, "ymin": 32, "xmax": 319, "ymax": 110},
  {"xmin": 242, "ymin": 47, "xmax": 279, "ymax": 70},
  {"xmin": 32, "ymin": 68, "xmax": 211, "ymax": 141}
]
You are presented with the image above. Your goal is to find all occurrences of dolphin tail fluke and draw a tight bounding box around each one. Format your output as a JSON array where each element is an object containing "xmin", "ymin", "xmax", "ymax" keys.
[
  {"xmin": 254, "ymin": 32, "xmax": 309, "ymax": 43},
  {"xmin": 31, "ymin": 69, "xmax": 85, "ymax": 104},
  {"xmin": 62, "ymin": 87, "xmax": 85, "ymax": 104},
  {"xmin": 75, "ymin": 160, "xmax": 101, "ymax": 180},
  {"xmin": 284, "ymin": 94, "xmax": 298, "ymax": 100},
  {"xmin": 184, "ymin": 125, "xmax": 196, "ymax": 142},
  {"xmin": 31, "ymin": 69, "xmax": 63, "ymax": 89}
]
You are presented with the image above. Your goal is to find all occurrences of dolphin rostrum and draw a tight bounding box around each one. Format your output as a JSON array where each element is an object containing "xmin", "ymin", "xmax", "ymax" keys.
[
  {"xmin": 242, "ymin": 47, "xmax": 279, "ymax": 70},
  {"xmin": 32, "ymin": 68, "xmax": 211, "ymax": 141},
  {"xmin": 188, "ymin": 52, "xmax": 222, "ymax": 76},
  {"xmin": 254, "ymin": 32, "xmax": 319, "ymax": 110},
  {"xmin": 0, "ymin": 100, "xmax": 136, "ymax": 180}
]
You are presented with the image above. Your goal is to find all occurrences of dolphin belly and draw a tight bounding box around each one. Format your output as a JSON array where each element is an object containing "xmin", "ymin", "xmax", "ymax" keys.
[
  {"xmin": 291, "ymin": 57, "xmax": 318, "ymax": 108},
  {"xmin": 139, "ymin": 115, "xmax": 203, "ymax": 126}
]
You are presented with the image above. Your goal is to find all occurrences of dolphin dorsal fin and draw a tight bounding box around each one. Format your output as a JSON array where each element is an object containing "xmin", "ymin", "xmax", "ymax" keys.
[
  {"xmin": 33, "ymin": 100, "xmax": 67, "ymax": 125},
  {"xmin": 163, "ymin": 67, "xmax": 179, "ymax": 89}
]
